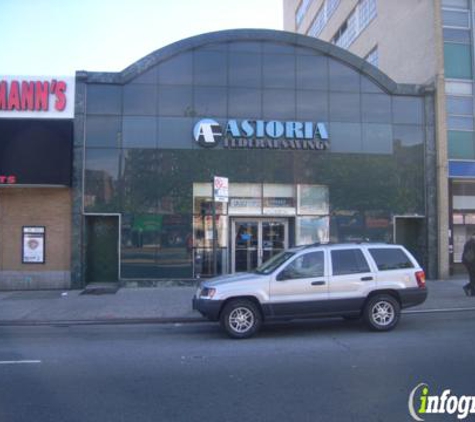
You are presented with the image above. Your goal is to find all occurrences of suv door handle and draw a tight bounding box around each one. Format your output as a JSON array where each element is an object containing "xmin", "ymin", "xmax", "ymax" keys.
[
  {"xmin": 361, "ymin": 276, "xmax": 373, "ymax": 281},
  {"xmin": 311, "ymin": 281, "xmax": 326, "ymax": 286}
]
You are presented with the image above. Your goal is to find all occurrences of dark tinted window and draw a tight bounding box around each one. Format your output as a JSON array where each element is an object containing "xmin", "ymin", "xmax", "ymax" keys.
[
  {"xmin": 229, "ymin": 88, "xmax": 262, "ymax": 118},
  {"xmin": 331, "ymin": 249, "xmax": 370, "ymax": 275},
  {"xmin": 296, "ymin": 90, "xmax": 328, "ymax": 120},
  {"xmin": 85, "ymin": 116, "xmax": 120, "ymax": 148},
  {"xmin": 392, "ymin": 97, "xmax": 423, "ymax": 124},
  {"xmin": 122, "ymin": 116, "xmax": 157, "ymax": 148},
  {"xmin": 329, "ymin": 60, "xmax": 360, "ymax": 92},
  {"xmin": 263, "ymin": 89, "xmax": 295, "ymax": 119},
  {"xmin": 194, "ymin": 51, "xmax": 227, "ymax": 86},
  {"xmin": 229, "ymin": 53, "xmax": 262, "ymax": 87},
  {"xmin": 158, "ymin": 53, "xmax": 193, "ymax": 85},
  {"xmin": 280, "ymin": 251, "xmax": 324, "ymax": 279},
  {"xmin": 328, "ymin": 122, "xmax": 362, "ymax": 153},
  {"xmin": 158, "ymin": 86, "xmax": 193, "ymax": 117},
  {"xmin": 194, "ymin": 87, "xmax": 227, "ymax": 117},
  {"xmin": 123, "ymin": 84, "xmax": 157, "ymax": 115},
  {"xmin": 362, "ymin": 94, "xmax": 391, "ymax": 123},
  {"xmin": 296, "ymin": 55, "xmax": 328, "ymax": 90},
  {"xmin": 369, "ymin": 248, "xmax": 414, "ymax": 271},
  {"xmin": 330, "ymin": 92, "xmax": 361, "ymax": 122},
  {"xmin": 0, "ymin": 119, "xmax": 72, "ymax": 185},
  {"xmin": 86, "ymin": 85, "xmax": 121, "ymax": 115},
  {"xmin": 263, "ymin": 54, "xmax": 295, "ymax": 89}
]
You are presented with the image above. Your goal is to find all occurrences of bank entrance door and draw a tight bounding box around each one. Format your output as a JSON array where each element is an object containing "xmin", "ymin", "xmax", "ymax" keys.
[{"xmin": 232, "ymin": 219, "xmax": 288, "ymax": 273}]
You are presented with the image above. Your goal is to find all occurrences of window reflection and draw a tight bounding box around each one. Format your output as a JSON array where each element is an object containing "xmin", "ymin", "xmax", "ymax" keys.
[
  {"xmin": 392, "ymin": 97, "xmax": 424, "ymax": 124},
  {"xmin": 263, "ymin": 54, "xmax": 296, "ymax": 89},
  {"xmin": 122, "ymin": 117, "xmax": 157, "ymax": 149},
  {"xmin": 86, "ymin": 85, "xmax": 122, "ymax": 115},
  {"xmin": 229, "ymin": 53, "xmax": 262, "ymax": 87},
  {"xmin": 194, "ymin": 51, "xmax": 227, "ymax": 86},
  {"xmin": 296, "ymin": 55, "xmax": 328, "ymax": 90},
  {"xmin": 329, "ymin": 60, "xmax": 360, "ymax": 92},
  {"xmin": 84, "ymin": 148, "xmax": 120, "ymax": 211},
  {"xmin": 123, "ymin": 84, "xmax": 157, "ymax": 115},
  {"xmin": 85, "ymin": 116, "xmax": 120, "ymax": 148}
]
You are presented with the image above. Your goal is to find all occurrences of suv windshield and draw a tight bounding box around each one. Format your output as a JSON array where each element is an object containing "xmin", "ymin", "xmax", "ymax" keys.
[{"xmin": 254, "ymin": 251, "xmax": 295, "ymax": 275}]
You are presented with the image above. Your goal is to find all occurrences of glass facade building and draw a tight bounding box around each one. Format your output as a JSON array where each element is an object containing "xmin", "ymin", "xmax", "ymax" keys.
[
  {"xmin": 73, "ymin": 30, "xmax": 436, "ymax": 285},
  {"xmin": 442, "ymin": 0, "xmax": 475, "ymax": 269}
]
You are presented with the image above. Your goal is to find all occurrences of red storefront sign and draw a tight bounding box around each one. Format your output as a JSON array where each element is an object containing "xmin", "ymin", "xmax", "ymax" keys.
[
  {"xmin": 0, "ymin": 175, "xmax": 17, "ymax": 184},
  {"xmin": 0, "ymin": 80, "xmax": 67, "ymax": 112},
  {"xmin": 0, "ymin": 76, "xmax": 74, "ymax": 119}
]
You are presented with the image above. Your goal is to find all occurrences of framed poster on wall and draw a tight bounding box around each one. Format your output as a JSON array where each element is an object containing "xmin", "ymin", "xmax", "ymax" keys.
[{"xmin": 22, "ymin": 226, "xmax": 45, "ymax": 264}]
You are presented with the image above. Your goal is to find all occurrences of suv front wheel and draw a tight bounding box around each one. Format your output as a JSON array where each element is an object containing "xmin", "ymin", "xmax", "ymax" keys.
[
  {"xmin": 363, "ymin": 294, "xmax": 400, "ymax": 332},
  {"xmin": 220, "ymin": 299, "xmax": 262, "ymax": 339}
]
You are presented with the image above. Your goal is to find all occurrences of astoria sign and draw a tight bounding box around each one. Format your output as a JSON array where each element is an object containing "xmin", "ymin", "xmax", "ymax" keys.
[
  {"xmin": 0, "ymin": 76, "xmax": 75, "ymax": 119},
  {"xmin": 194, "ymin": 119, "xmax": 329, "ymax": 150}
]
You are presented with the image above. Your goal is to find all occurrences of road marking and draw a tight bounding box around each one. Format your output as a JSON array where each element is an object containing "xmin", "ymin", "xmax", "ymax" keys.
[{"xmin": 0, "ymin": 360, "xmax": 42, "ymax": 365}]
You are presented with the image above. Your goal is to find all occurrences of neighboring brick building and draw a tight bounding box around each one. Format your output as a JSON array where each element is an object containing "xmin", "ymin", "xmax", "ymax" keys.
[{"xmin": 0, "ymin": 77, "xmax": 74, "ymax": 289}]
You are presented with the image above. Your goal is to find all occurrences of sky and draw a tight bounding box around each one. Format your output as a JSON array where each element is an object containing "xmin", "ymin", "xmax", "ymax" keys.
[{"xmin": 0, "ymin": 0, "xmax": 283, "ymax": 76}]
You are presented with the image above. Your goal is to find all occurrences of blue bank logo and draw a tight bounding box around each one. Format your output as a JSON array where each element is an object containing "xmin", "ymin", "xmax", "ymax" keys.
[
  {"xmin": 193, "ymin": 118, "xmax": 329, "ymax": 151},
  {"xmin": 193, "ymin": 119, "xmax": 222, "ymax": 147}
]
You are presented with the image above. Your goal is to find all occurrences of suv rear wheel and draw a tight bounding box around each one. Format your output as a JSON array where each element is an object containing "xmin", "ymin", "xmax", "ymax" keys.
[
  {"xmin": 363, "ymin": 294, "xmax": 400, "ymax": 331},
  {"xmin": 220, "ymin": 299, "xmax": 262, "ymax": 339}
]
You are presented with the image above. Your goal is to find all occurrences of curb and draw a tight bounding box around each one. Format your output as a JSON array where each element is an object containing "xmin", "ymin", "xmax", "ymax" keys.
[
  {"xmin": 1, "ymin": 307, "xmax": 475, "ymax": 327},
  {"xmin": 0, "ymin": 317, "xmax": 207, "ymax": 327}
]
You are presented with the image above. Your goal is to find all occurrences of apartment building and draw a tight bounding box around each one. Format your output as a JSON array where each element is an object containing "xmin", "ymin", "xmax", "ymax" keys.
[{"xmin": 285, "ymin": 0, "xmax": 475, "ymax": 277}]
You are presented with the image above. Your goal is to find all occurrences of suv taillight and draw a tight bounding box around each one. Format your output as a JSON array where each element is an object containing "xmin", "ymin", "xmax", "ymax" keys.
[{"xmin": 415, "ymin": 270, "xmax": 426, "ymax": 288}]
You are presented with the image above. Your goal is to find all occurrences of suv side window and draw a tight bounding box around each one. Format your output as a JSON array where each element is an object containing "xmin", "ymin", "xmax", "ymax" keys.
[
  {"xmin": 368, "ymin": 248, "xmax": 414, "ymax": 271},
  {"xmin": 279, "ymin": 251, "xmax": 324, "ymax": 280},
  {"xmin": 331, "ymin": 249, "xmax": 370, "ymax": 276}
]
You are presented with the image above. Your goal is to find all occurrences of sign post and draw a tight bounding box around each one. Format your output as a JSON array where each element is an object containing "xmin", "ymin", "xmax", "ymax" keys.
[{"xmin": 212, "ymin": 176, "xmax": 229, "ymax": 275}]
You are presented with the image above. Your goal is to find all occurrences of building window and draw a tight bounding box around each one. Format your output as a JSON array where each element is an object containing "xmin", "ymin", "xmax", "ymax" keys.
[
  {"xmin": 359, "ymin": 0, "xmax": 377, "ymax": 29},
  {"xmin": 445, "ymin": 80, "xmax": 472, "ymax": 95},
  {"xmin": 442, "ymin": 0, "xmax": 469, "ymax": 8},
  {"xmin": 332, "ymin": 0, "xmax": 376, "ymax": 49},
  {"xmin": 442, "ymin": 1, "xmax": 472, "ymax": 80},
  {"xmin": 448, "ymin": 130, "xmax": 475, "ymax": 159},
  {"xmin": 365, "ymin": 46, "xmax": 378, "ymax": 67},
  {"xmin": 442, "ymin": 9, "xmax": 470, "ymax": 28},
  {"xmin": 444, "ymin": 43, "xmax": 473, "ymax": 79},
  {"xmin": 307, "ymin": 0, "xmax": 341, "ymax": 38},
  {"xmin": 296, "ymin": 0, "xmax": 314, "ymax": 28}
]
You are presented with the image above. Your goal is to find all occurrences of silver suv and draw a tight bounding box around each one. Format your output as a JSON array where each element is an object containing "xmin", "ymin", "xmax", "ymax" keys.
[{"xmin": 192, "ymin": 243, "xmax": 427, "ymax": 338}]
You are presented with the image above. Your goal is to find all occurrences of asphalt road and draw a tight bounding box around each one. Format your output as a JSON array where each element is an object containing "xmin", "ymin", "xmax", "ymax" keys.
[{"xmin": 1, "ymin": 312, "xmax": 474, "ymax": 422}]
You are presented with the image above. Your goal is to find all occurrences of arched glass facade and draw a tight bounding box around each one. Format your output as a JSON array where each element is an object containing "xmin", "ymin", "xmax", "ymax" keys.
[{"xmin": 76, "ymin": 31, "xmax": 431, "ymax": 282}]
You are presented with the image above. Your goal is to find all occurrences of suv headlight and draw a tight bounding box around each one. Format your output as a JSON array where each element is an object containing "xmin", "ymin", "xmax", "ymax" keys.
[{"xmin": 200, "ymin": 287, "xmax": 216, "ymax": 298}]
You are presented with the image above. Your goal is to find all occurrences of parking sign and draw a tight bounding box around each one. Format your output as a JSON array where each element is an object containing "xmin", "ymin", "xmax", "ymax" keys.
[{"xmin": 214, "ymin": 176, "xmax": 229, "ymax": 202}]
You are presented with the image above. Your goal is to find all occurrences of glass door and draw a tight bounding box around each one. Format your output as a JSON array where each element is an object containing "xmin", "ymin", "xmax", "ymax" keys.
[
  {"xmin": 232, "ymin": 219, "xmax": 288, "ymax": 272},
  {"xmin": 262, "ymin": 221, "xmax": 287, "ymax": 263},
  {"xmin": 234, "ymin": 221, "xmax": 259, "ymax": 272}
]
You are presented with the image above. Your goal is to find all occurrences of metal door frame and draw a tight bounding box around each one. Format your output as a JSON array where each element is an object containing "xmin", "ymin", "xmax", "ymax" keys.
[
  {"xmin": 84, "ymin": 213, "xmax": 122, "ymax": 281},
  {"xmin": 231, "ymin": 217, "xmax": 289, "ymax": 273}
]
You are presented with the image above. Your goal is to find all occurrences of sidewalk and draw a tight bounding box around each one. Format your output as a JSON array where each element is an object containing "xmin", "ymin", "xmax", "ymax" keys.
[{"xmin": 0, "ymin": 279, "xmax": 474, "ymax": 326}]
